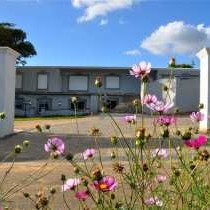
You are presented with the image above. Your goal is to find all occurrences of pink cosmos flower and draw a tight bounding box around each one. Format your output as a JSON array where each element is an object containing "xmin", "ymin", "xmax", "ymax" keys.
[
  {"xmin": 143, "ymin": 94, "xmax": 157, "ymax": 105},
  {"xmin": 185, "ymin": 135, "xmax": 207, "ymax": 149},
  {"xmin": 93, "ymin": 176, "xmax": 117, "ymax": 192},
  {"xmin": 75, "ymin": 190, "xmax": 90, "ymax": 201},
  {"xmin": 156, "ymin": 175, "xmax": 167, "ymax": 183},
  {"xmin": 152, "ymin": 148, "xmax": 169, "ymax": 159},
  {"xmin": 190, "ymin": 112, "xmax": 204, "ymax": 122},
  {"xmin": 83, "ymin": 148, "xmax": 96, "ymax": 160},
  {"xmin": 156, "ymin": 115, "xmax": 176, "ymax": 126},
  {"xmin": 44, "ymin": 137, "xmax": 65, "ymax": 155},
  {"xmin": 122, "ymin": 115, "xmax": 136, "ymax": 124},
  {"xmin": 130, "ymin": 61, "xmax": 151, "ymax": 78},
  {"xmin": 147, "ymin": 100, "xmax": 174, "ymax": 113},
  {"xmin": 145, "ymin": 196, "xmax": 163, "ymax": 206},
  {"xmin": 62, "ymin": 178, "xmax": 81, "ymax": 191}
]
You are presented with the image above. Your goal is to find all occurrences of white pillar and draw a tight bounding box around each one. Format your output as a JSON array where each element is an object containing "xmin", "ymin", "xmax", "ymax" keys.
[
  {"xmin": 0, "ymin": 47, "xmax": 20, "ymax": 138},
  {"xmin": 196, "ymin": 48, "xmax": 210, "ymax": 132}
]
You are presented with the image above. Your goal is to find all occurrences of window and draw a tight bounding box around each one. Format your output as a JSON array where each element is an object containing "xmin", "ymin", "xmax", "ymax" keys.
[
  {"xmin": 37, "ymin": 98, "xmax": 51, "ymax": 113},
  {"xmin": 38, "ymin": 74, "xmax": 48, "ymax": 90},
  {"xmin": 106, "ymin": 76, "xmax": 120, "ymax": 89},
  {"xmin": 15, "ymin": 98, "xmax": 24, "ymax": 110},
  {"xmin": 38, "ymin": 103, "xmax": 49, "ymax": 112},
  {"xmin": 70, "ymin": 99, "xmax": 86, "ymax": 111},
  {"xmin": 107, "ymin": 99, "xmax": 119, "ymax": 110},
  {"xmin": 69, "ymin": 76, "xmax": 88, "ymax": 91},
  {"xmin": 16, "ymin": 74, "xmax": 22, "ymax": 89}
]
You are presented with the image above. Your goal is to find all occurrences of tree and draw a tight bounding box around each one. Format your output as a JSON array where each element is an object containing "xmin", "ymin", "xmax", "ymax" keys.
[{"xmin": 0, "ymin": 23, "xmax": 37, "ymax": 65}]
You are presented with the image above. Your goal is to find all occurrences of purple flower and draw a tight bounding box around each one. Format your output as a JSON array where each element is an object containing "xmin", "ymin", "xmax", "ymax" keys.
[
  {"xmin": 75, "ymin": 190, "xmax": 90, "ymax": 201},
  {"xmin": 62, "ymin": 178, "xmax": 81, "ymax": 191},
  {"xmin": 143, "ymin": 94, "xmax": 158, "ymax": 105},
  {"xmin": 44, "ymin": 137, "xmax": 65, "ymax": 155},
  {"xmin": 130, "ymin": 61, "xmax": 151, "ymax": 78},
  {"xmin": 147, "ymin": 100, "xmax": 174, "ymax": 113},
  {"xmin": 190, "ymin": 112, "xmax": 204, "ymax": 122},
  {"xmin": 185, "ymin": 135, "xmax": 207, "ymax": 149},
  {"xmin": 152, "ymin": 148, "xmax": 168, "ymax": 159},
  {"xmin": 156, "ymin": 115, "xmax": 176, "ymax": 126},
  {"xmin": 122, "ymin": 115, "xmax": 136, "ymax": 124},
  {"xmin": 83, "ymin": 148, "xmax": 96, "ymax": 160},
  {"xmin": 94, "ymin": 176, "xmax": 117, "ymax": 192},
  {"xmin": 145, "ymin": 196, "xmax": 163, "ymax": 206}
]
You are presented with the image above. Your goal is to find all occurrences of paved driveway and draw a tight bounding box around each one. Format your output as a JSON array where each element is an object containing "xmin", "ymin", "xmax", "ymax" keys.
[{"xmin": 0, "ymin": 114, "xmax": 192, "ymax": 161}]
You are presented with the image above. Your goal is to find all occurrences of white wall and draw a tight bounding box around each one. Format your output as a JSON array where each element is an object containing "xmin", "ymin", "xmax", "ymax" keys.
[
  {"xmin": 197, "ymin": 48, "xmax": 210, "ymax": 132},
  {"xmin": 0, "ymin": 47, "xmax": 19, "ymax": 138}
]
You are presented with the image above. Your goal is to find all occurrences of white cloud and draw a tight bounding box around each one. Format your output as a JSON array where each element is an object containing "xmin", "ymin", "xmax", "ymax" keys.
[
  {"xmin": 71, "ymin": 0, "xmax": 138, "ymax": 23},
  {"xmin": 124, "ymin": 49, "xmax": 141, "ymax": 56},
  {"xmin": 141, "ymin": 21, "xmax": 210, "ymax": 55},
  {"xmin": 99, "ymin": 18, "xmax": 108, "ymax": 26},
  {"xmin": 72, "ymin": 0, "xmax": 100, "ymax": 8}
]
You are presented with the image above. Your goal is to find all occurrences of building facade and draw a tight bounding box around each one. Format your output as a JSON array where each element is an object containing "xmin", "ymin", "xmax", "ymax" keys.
[{"xmin": 15, "ymin": 66, "xmax": 200, "ymax": 116}]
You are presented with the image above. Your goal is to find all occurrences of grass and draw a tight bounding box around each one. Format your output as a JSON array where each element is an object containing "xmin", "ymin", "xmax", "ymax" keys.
[{"xmin": 15, "ymin": 114, "xmax": 88, "ymax": 121}]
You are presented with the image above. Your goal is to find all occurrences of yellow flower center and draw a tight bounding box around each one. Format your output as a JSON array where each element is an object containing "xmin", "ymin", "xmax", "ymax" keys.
[{"xmin": 99, "ymin": 183, "xmax": 108, "ymax": 191}]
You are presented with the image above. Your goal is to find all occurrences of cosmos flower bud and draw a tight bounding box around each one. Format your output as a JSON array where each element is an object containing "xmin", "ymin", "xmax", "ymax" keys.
[
  {"xmin": 81, "ymin": 177, "xmax": 89, "ymax": 186},
  {"xmin": 182, "ymin": 131, "xmax": 192, "ymax": 140},
  {"xmin": 101, "ymin": 106, "xmax": 108, "ymax": 113},
  {"xmin": 71, "ymin": 96, "xmax": 78, "ymax": 104},
  {"xmin": 89, "ymin": 127, "xmax": 100, "ymax": 136},
  {"xmin": 174, "ymin": 169, "xmax": 181, "ymax": 177},
  {"xmin": 199, "ymin": 103, "xmax": 204, "ymax": 109},
  {"xmin": 169, "ymin": 57, "xmax": 176, "ymax": 67},
  {"xmin": 142, "ymin": 75, "xmax": 149, "ymax": 83},
  {"xmin": 50, "ymin": 187, "xmax": 56, "ymax": 194},
  {"xmin": 161, "ymin": 129, "xmax": 169, "ymax": 138},
  {"xmin": 65, "ymin": 153, "xmax": 74, "ymax": 161},
  {"xmin": 23, "ymin": 140, "xmax": 30, "ymax": 147},
  {"xmin": 61, "ymin": 174, "xmax": 66, "ymax": 181},
  {"xmin": 92, "ymin": 168, "xmax": 103, "ymax": 181},
  {"xmin": 176, "ymin": 146, "xmax": 181, "ymax": 152},
  {"xmin": 45, "ymin": 124, "xmax": 51, "ymax": 130},
  {"xmin": 111, "ymin": 193, "xmax": 115, "ymax": 200},
  {"xmin": 174, "ymin": 107, "xmax": 179, "ymax": 114},
  {"xmin": 14, "ymin": 145, "xmax": 22, "ymax": 154},
  {"xmin": 51, "ymin": 152, "xmax": 59, "ymax": 159},
  {"xmin": 74, "ymin": 167, "xmax": 80, "ymax": 174},
  {"xmin": 0, "ymin": 112, "xmax": 6, "ymax": 120},
  {"xmin": 111, "ymin": 152, "xmax": 116, "ymax": 159},
  {"xmin": 95, "ymin": 77, "xmax": 102, "ymax": 88},
  {"xmin": 23, "ymin": 192, "xmax": 30, "ymax": 198},
  {"xmin": 142, "ymin": 163, "xmax": 149, "ymax": 172},
  {"xmin": 176, "ymin": 130, "xmax": 181, "ymax": 136},
  {"xmin": 163, "ymin": 85, "xmax": 169, "ymax": 91},
  {"xmin": 110, "ymin": 136, "xmax": 118, "ymax": 145},
  {"xmin": 199, "ymin": 149, "xmax": 210, "ymax": 161},
  {"xmin": 135, "ymin": 139, "xmax": 141, "ymax": 147},
  {"xmin": 133, "ymin": 99, "xmax": 139, "ymax": 107},
  {"xmin": 115, "ymin": 202, "xmax": 123, "ymax": 209},
  {"xmin": 136, "ymin": 128, "xmax": 146, "ymax": 139},
  {"xmin": 189, "ymin": 163, "xmax": 196, "ymax": 170},
  {"xmin": 35, "ymin": 124, "xmax": 42, "ymax": 132},
  {"xmin": 39, "ymin": 196, "xmax": 49, "ymax": 206}
]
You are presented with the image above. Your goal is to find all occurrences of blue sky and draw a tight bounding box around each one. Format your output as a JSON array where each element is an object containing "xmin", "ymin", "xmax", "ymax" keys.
[{"xmin": 0, "ymin": 0, "xmax": 210, "ymax": 68}]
